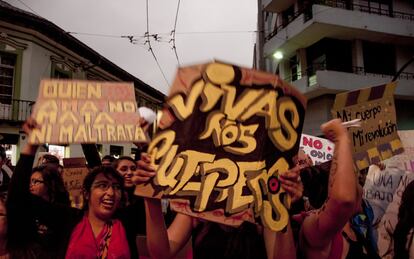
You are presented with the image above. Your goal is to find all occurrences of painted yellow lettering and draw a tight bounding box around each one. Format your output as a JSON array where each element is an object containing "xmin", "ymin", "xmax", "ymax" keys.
[
  {"xmin": 269, "ymin": 98, "xmax": 299, "ymax": 151},
  {"xmin": 221, "ymin": 85, "xmax": 264, "ymax": 121},
  {"xmin": 42, "ymin": 81, "xmax": 57, "ymax": 98},
  {"xmin": 58, "ymin": 111, "xmax": 79, "ymax": 124},
  {"xmin": 205, "ymin": 63, "xmax": 235, "ymax": 85},
  {"xmin": 76, "ymin": 82, "xmax": 87, "ymax": 98},
  {"xmin": 200, "ymin": 82, "xmax": 224, "ymax": 112},
  {"xmin": 226, "ymin": 161, "xmax": 257, "ymax": 214},
  {"xmin": 124, "ymin": 124, "xmax": 134, "ymax": 139},
  {"xmin": 260, "ymin": 157, "xmax": 289, "ymax": 231},
  {"xmin": 106, "ymin": 125, "xmax": 116, "ymax": 141},
  {"xmin": 134, "ymin": 126, "xmax": 146, "ymax": 142},
  {"xmin": 168, "ymin": 79, "xmax": 204, "ymax": 121},
  {"xmin": 221, "ymin": 123, "xmax": 238, "ymax": 146},
  {"xmin": 244, "ymin": 161, "xmax": 267, "ymax": 216},
  {"xmin": 95, "ymin": 112, "xmax": 114, "ymax": 124},
  {"xmin": 74, "ymin": 125, "xmax": 88, "ymax": 142},
  {"xmin": 194, "ymin": 158, "xmax": 238, "ymax": 212},
  {"xmin": 116, "ymin": 125, "xmax": 127, "ymax": 141},
  {"xmin": 93, "ymin": 124, "xmax": 104, "ymax": 141},
  {"xmin": 59, "ymin": 125, "xmax": 73, "ymax": 143},
  {"xmin": 58, "ymin": 83, "xmax": 71, "ymax": 98},
  {"xmin": 109, "ymin": 101, "xmax": 123, "ymax": 112},
  {"xmin": 240, "ymin": 90, "xmax": 279, "ymax": 129},
  {"xmin": 29, "ymin": 127, "xmax": 46, "ymax": 143},
  {"xmin": 61, "ymin": 100, "xmax": 78, "ymax": 112},
  {"xmin": 36, "ymin": 100, "xmax": 58, "ymax": 124},
  {"xmin": 123, "ymin": 101, "xmax": 136, "ymax": 112},
  {"xmin": 154, "ymin": 145, "xmax": 180, "ymax": 188},
  {"xmin": 168, "ymin": 150, "xmax": 215, "ymax": 195},
  {"xmin": 199, "ymin": 111, "xmax": 225, "ymax": 146},
  {"xmin": 224, "ymin": 124, "xmax": 258, "ymax": 155},
  {"xmin": 87, "ymin": 125, "xmax": 97, "ymax": 142},
  {"xmin": 148, "ymin": 130, "xmax": 176, "ymax": 160},
  {"xmin": 87, "ymin": 83, "xmax": 101, "ymax": 98}
]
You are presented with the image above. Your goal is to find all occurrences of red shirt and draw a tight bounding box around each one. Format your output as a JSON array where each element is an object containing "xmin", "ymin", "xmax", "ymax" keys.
[{"xmin": 65, "ymin": 215, "xmax": 130, "ymax": 259}]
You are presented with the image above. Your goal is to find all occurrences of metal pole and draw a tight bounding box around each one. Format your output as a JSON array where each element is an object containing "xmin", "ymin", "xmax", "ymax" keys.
[{"xmin": 392, "ymin": 55, "xmax": 414, "ymax": 82}]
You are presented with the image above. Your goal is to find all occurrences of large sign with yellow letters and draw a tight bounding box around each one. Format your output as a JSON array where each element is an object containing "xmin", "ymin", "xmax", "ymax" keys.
[
  {"xmin": 135, "ymin": 62, "xmax": 307, "ymax": 231},
  {"xmin": 29, "ymin": 79, "xmax": 148, "ymax": 144}
]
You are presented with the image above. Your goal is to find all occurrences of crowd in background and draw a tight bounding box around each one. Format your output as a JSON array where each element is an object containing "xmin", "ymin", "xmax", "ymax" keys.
[{"xmin": 0, "ymin": 117, "xmax": 412, "ymax": 259}]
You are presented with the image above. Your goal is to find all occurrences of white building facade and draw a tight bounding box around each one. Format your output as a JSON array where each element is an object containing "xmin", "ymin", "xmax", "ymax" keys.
[
  {"xmin": 257, "ymin": 0, "xmax": 414, "ymax": 136},
  {"xmin": 0, "ymin": 1, "xmax": 164, "ymax": 165}
]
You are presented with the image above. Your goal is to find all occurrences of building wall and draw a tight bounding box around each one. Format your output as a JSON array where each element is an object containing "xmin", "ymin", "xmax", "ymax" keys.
[
  {"xmin": 302, "ymin": 95, "xmax": 334, "ymax": 136},
  {"xmin": 260, "ymin": 0, "xmax": 414, "ymax": 135},
  {"xmin": 1, "ymin": 31, "xmax": 160, "ymax": 164}
]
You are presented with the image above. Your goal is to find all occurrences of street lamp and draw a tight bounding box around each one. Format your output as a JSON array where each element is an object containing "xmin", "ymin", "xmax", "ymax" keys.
[{"xmin": 273, "ymin": 51, "xmax": 284, "ymax": 60}]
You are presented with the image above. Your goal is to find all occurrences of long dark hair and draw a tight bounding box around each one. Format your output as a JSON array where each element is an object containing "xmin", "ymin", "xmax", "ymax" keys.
[
  {"xmin": 82, "ymin": 166, "xmax": 125, "ymax": 210},
  {"xmin": 393, "ymin": 180, "xmax": 414, "ymax": 259},
  {"xmin": 112, "ymin": 156, "xmax": 135, "ymax": 170},
  {"xmin": 31, "ymin": 165, "xmax": 70, "ymax": 206}
]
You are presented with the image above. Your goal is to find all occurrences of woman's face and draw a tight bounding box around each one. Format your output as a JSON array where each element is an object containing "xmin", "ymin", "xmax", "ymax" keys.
[
  {"xmin": 30, "ymin": 171, "xmax": 49, "ymax": 201},
  {"xmin": 0, "ymin": 201, "xmax": 7, "ymax": 238},
  {"xmin": 88, "ymin": 173, "xmax": 122, "ymax": 221},
  {"xmin": 116, "ymin": 159, "xmax": 137, "ymax": 188}
]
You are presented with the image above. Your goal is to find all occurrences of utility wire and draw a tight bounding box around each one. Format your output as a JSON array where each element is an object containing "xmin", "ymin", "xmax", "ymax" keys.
[
  {"xmin": 16, "ymin": 0, "xmax": 41, "ymax": 16},
  {"xmin": 145, "ymin": 0, "xmax": 170, "ymax": 87},
  {"xmin": 170, "ymin": 0, "xmax": 181, "ymax": 66},
  {"xmin": 66, "ymin": 30, "xmax": 259, "ymax": 38}
]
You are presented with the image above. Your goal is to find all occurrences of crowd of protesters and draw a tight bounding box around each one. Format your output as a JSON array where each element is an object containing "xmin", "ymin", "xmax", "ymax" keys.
[{"xmin": 0, "ymin": 116, "xmax": 412, "ymax": 259}]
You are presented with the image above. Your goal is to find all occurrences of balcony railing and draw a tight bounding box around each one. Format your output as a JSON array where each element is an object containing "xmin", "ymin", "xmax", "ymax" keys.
[
  {"xmin": 284, "ymin": 63, "xmax": 414, "ymax": 83},
  {"xmin": 266, "ymin": 0, "xmax": 414, "ymax": 41},
  {"xmin": 0, "ymin": 98, "xmax": 34, "ymax": 122}
]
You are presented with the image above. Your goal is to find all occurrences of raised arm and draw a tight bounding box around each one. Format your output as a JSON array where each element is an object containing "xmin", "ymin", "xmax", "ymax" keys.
[
  {"xmin": 302, "ymin": 119, "xmax": 357, "ymax": 248},
  {"xmin": 81, "ymin": 144, "xmax": 101, "ymax": 168},
  {"xmin": 135, "ymin": 154, "xmax": 193, "ymax": 259}
]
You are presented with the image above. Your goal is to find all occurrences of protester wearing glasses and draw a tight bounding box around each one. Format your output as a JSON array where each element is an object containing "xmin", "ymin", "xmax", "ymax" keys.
[{"xmin": 6, "ymin": 118, "xmax": 144, "ymax": 258}]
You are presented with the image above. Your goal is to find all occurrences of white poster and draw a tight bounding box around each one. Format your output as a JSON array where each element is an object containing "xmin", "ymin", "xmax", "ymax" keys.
[{"xmin": 300, "ymin": 134, "xmax": 334, "ymax": 165}]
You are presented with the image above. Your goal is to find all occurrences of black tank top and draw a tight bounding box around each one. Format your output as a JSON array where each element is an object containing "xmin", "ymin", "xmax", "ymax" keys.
[
  {"xmin": 342, "ymin": 231, "xmax": 379, "ymax": 259},
  {"xmin": 192, "ymin": 221, "xmax": 267, "ymax": 259}
]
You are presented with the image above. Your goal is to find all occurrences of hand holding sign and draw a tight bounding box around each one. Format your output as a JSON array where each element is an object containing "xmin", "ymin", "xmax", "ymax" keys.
[{"xmin": 135, "ymin": 61, "xmax": 307, "ymax": 231}]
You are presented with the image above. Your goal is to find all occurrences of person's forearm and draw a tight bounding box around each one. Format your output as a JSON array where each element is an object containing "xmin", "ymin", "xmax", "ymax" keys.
[
  {"xmin": 328, "ymin": 133, "xmax": 356, "ymax": 210},
  {"xmin": 21, "ymin": 142, "xmax": 38, "ymax": 156},
  {"xmin": 144, "ymin": 198, "xmax": 173, "ymax": 259},
  {"xmin": 81, "ymin": 144, "xmax": 101, "ymax": 168}
]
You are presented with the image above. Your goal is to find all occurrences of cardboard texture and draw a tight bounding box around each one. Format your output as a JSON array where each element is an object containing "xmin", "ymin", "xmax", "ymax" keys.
[
  {"xmin": 363, "ymin": 130, "xmax": 414, "ymax": 258},
  {"xmin": 135, "ymin": 62, "xmax": 307, "ymax": 231},
  {"xmin": 29, "ymin": 79, "xmax": 148, "ymax": 144},
  {"xmin": 331, "ymin": 82, "xmax": 404, "ymax": 170},
  {"xmin": 62, "ymin": 157, "xmax": 88, "ymax": 209}
]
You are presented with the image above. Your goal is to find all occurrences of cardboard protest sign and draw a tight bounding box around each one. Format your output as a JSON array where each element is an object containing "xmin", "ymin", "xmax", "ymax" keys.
[
  {"xmin": 300, "ymin": 134, "xmax": 334, "ymax": 165},
  {"xmin": 135, "ymin": 62, "xmax": 307, "ymax": 231},
  {"xmin": 63, "ymin": 157, "xmax": 89, "ymax": 209},
  {"xmin": 363, "ymin": 165, "xmax": 407, "ymax": 224},
  {"xmin": 331, "ymin": 82, "xmax": 404, "ymax": 170},
  {"xmin": 375, "ymin": 171, "xmax": 414, "ymax": 258},
  {"xmin": 29, "ymin": 79, "xmax": 148, "ymax": 144},
  {"xmin": 362, "ymin": 130, "xmax": 414, "ymax": 258},
  {"xmin": 384, "ymin": 130, "xmax": 414, "ymax": 172}
]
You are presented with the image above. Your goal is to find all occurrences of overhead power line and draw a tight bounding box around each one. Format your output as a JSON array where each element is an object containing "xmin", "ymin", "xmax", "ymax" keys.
[
  {"xmin": 16, "ymin": 0, "xmax": 41, "ymax": 16},
  {"xmin": 170, "ymin": 0, "xmax": 181, "ymax": 66},
  {"xmin": 145, "ymin": 0, "xmax": 170, "ymax": 88}
]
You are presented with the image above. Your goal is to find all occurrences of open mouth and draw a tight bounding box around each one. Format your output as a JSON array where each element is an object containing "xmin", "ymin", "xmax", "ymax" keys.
[{"xmin": 101, "ymin": 199, "xmax": 115, "ymax": 210}]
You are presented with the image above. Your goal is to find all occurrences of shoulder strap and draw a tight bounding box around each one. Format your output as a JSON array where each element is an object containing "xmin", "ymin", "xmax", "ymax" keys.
[{"xmin": 98, "ymin": 221, "xmax": 113, "ymax": 259}]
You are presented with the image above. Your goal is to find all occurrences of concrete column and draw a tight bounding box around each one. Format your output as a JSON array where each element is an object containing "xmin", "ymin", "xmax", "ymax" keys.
[
  {"xmin": 352, "ymin": 39, "xmax": 364, "ymax": 68},
  {"xmin": 297, "ymin": 48, "xmax": 307, "ymax": 77}
]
